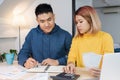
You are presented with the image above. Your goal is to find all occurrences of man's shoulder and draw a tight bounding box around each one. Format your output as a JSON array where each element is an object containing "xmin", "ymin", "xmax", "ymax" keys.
[
  {"xmin": 61, "ymin": 30, "xmax": 71, "ymax": 38},
  {"xmin": 29, "ymin": 26, "xmax": 39, "ymax": 33},
  {"xmin": 31, "ymin": 26, "xmax": 38, "ymax": 30},
  {"xmin": 58, "ymin": 27, "xmax": 71, "ymax": 36}
]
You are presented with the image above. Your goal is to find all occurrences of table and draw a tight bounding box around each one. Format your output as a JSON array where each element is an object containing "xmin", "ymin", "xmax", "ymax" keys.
[{"xmin": 0, "ymin": 61, "xmax": 99, "ymax": 80}]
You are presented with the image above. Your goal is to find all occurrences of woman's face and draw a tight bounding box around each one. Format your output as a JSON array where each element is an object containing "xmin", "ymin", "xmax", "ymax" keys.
[{"xmin": 75, "ymin": 15, "xmax": 91, "ymax": 34}]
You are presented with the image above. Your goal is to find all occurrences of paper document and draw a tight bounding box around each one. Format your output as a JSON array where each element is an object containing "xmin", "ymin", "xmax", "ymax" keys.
[
  {"xmin": 46, "ymin": 66, "xmax": 64, "ymax": 72},
  {"xmin": 25, "ymin": 73, "xmax": 48, "ymax": 80},
  {"xmin": 83, "ymin": 52, "xmax": 102, "ymax": 68},
  {"xmin": 27, "ymin": 66, "xmax": 47, "ymax": 72},
  {"xmin": 27, "ymin": 66, "xmax": 64, "ymax": 73},
  {"xmin": 0, "ymin": 66, "xmax": 26, "ymax": 79}
]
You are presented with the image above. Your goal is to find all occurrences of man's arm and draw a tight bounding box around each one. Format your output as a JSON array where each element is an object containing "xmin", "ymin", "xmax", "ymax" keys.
[
  {"xmin": 18, "ymin": 30, "xmax": 33, "ymax": 66},
  {"xmin": 58, "ymin": 32, "xmax": 72, "ymax": 65}
]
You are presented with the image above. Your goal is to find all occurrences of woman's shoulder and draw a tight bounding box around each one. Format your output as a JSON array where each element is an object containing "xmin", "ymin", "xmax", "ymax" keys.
[
  {"xmin": 99, "ymin": 31, "xmax": 111, "ymax": 35},
  {"xmin": 98, "ymin": 31, "xmax": 113, "ymax": 39}
]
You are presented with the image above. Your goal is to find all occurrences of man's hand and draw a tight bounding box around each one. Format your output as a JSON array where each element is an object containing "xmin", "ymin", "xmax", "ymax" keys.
[
  {"xmin": 41, "ymin": 58, "xmax": 59, "ymax": 66},
  {"xmin": 24, "ymin": 58, "xmax": 38, "ymax": 69},
  {"xmin": 89, "ymin": 68, "xmax": 101, "ymax": 77}
]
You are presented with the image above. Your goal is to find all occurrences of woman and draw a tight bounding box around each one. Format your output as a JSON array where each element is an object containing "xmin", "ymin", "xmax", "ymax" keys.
[{"xmin": 64, "ymin": 6, "xmax": 114, "ymax": 77}]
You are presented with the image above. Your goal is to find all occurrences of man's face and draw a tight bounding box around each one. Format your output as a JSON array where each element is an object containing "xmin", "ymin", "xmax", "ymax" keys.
[{"xmin": 36, "ymin": 12, "xmax": 55, "ymax": 34}]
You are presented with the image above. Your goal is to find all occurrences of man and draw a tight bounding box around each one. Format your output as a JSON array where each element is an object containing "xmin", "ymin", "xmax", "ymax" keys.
[{"xmin": 18, "ymin": 3, "xmax": 72, "ymax": 69}]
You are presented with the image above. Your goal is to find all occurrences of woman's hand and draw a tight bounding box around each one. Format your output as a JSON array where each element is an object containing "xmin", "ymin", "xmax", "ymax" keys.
[
  {"xmin": 63, "ymin": 62, "xmax": 76, "ymax": 74},
  {"xmin": 89, "ymin": 68, "xmax": 101, "ymax": 77}
]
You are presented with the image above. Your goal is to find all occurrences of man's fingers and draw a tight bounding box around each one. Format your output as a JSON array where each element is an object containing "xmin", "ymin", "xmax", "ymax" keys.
[
  {"xmin": 41, "ymin": 60, "xmax": 48, "ymax": 65},
  {"xmin": 25, "ymin": 58, "xmax": 38, "ymax": 68}
]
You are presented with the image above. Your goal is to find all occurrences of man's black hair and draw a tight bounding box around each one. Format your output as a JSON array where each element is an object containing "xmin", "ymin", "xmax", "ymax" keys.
[{"xmin": 35, "ymin": 3, "xmax": 53, "ymax": 17}]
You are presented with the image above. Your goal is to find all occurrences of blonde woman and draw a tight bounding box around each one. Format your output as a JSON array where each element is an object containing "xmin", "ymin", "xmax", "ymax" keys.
[{"xmin": 64, "ymin": 6, "xmax": 114, "ymax": 77}]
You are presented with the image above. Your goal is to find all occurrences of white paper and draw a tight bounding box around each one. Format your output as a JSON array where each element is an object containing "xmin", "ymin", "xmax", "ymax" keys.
[
  {"xmin": 46, "ymin": 66, "xmax": 64, "ymax": 73},
  {"xmin": 25, "ymin": 73, "xmax": 48, "ymax": 80},
  {"xmin": 26, "ymin": 66, "xmax": 47, "ymax": 72},
  {"xmin": 0, "ymin": 66, "xmax": 26, "ymax": 79},
  {"xmin": 27, "ymin": 66, "xmax": 64, "ymax": 73},
  {"xmin": 83, "ymin": 52, "xmax": 102, "ymax": 68}
]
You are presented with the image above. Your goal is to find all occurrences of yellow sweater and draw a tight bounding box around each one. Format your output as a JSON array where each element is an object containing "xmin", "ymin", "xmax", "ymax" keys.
[{"xmin": 68, "ymin": 31, "xmax": 114, "ymax": 68}]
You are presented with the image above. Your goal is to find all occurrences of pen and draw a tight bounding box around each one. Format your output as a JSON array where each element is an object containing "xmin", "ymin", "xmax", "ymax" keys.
[
  {"xmin": 35, "ymin": 64, "xmax": 38, "ymax": 68},
  {"xmin": 34, "ymin": 61, "xmax": 39, "ymax": 68},
  {"xmin": 44, "ymin": 65, "xmax": 50, "ymax": 72}
]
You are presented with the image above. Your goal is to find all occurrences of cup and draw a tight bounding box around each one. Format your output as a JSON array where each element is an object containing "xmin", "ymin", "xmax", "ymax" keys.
[{"xmin": 5, "ymin": 53, "xmax": 15, "ymax": 65}]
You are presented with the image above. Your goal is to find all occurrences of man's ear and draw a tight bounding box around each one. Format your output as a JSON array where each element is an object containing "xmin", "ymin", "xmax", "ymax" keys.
[
  {"xmin": 36, "ymin": 17, "xmax": 39, "ymax": 22},
  {"xmin": 53, "ymin": 14, "xmax": 55, "ymax": 20}
]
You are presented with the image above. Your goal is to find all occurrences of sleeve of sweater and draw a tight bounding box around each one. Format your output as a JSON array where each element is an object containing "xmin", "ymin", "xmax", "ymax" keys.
[
  {"xmin": 58, "ymin": 32, "xmax": 72, "ymax": 65},
  {"xmin": 67, "ymin": 37, "xmax": 78, "ymax": 64},
  {"xmin": 17, "ymin": 30, "xmax": 33, "ymax": 66}
]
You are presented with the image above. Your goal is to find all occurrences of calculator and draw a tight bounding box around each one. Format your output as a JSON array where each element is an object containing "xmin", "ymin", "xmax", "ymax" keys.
[{"xmin": 50, "ymin": 72, "xmax": 80, "ymax": 80}]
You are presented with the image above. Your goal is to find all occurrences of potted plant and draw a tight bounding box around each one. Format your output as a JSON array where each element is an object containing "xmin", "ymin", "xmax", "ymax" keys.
[
  {"xmin": 5, "ymin": 49, "xmax": 17, "ymax": 64},
  {"xmin": 0, "ymin": 53, "xmax": 3, "ymax": 62},
  {"xmin": 9, "ymin": 49, "xmax": 17, "ymax": 55}
]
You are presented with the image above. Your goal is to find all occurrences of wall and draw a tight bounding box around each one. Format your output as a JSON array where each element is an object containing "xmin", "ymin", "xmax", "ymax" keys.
[
  {"xmin": 0, "ymin": 18, "xmax": 18, "ymax": 53},
  {"xmin": 75, "ymin": 0, "xmax": 92, "ymax": 10},
  {"xmin": 96, "ymin": 8, "xmax": 120, "ymax": 44}
]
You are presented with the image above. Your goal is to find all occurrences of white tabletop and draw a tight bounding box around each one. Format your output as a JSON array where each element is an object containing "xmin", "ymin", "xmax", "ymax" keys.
[{"xmin": 0, "ymin": 61, "xmax": 99, "ymax": 80}]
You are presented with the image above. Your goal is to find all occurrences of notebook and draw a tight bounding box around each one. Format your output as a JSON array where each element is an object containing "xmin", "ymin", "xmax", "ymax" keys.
[
  {"xmin": 100, "ymin": 53, "xmax": 120, "ymax": 80},
  {"xmin": 26, "ymin": 65, "xmax": 64, "ymax": 73}
]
